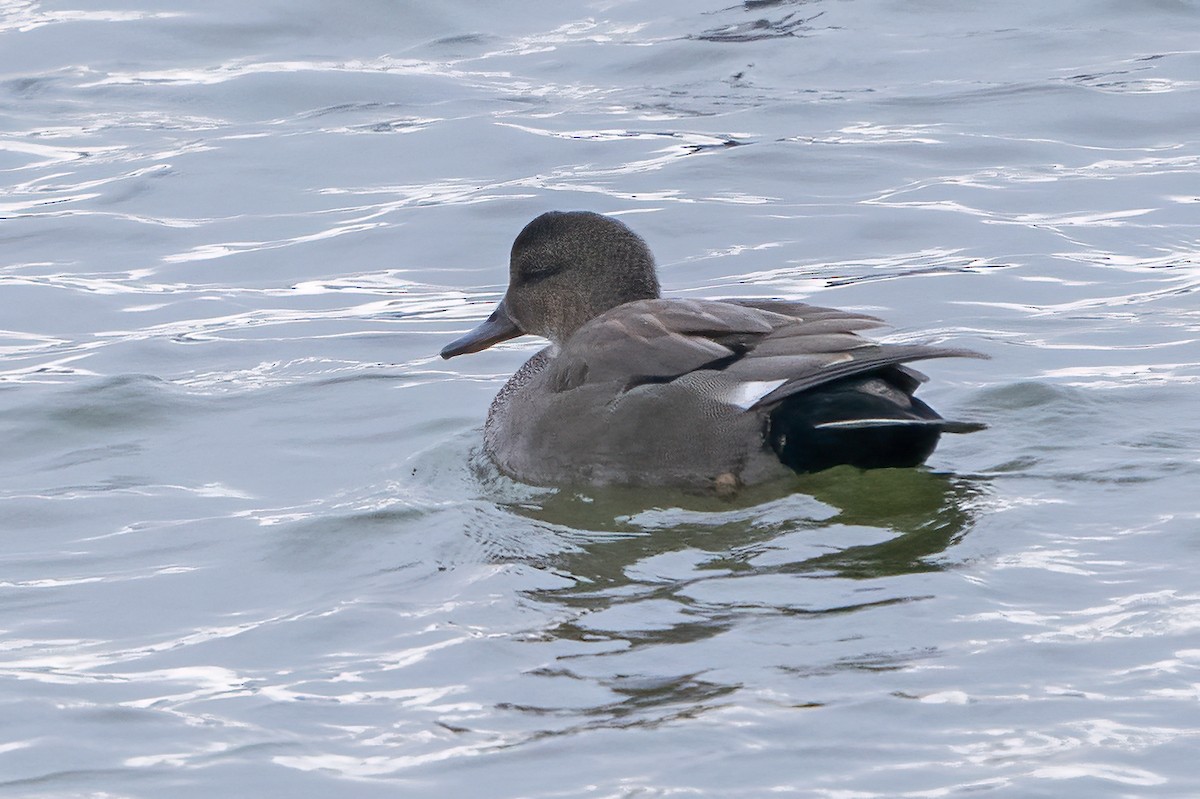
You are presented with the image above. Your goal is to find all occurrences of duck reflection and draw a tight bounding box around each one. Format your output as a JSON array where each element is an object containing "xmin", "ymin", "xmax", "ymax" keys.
[
  {"xmin": 495, "ymin": 467, "xmax": 985, "ymax": 595},
  {"xmin": 500, "ymin": 670, "xmax": 739, "ymax": 732},
  {"xmin": 473, "ymin": 467, "xmax": 984, "ymax": 728}
]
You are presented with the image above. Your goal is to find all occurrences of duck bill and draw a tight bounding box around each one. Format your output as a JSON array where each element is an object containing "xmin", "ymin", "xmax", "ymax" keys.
[{"xmin": 440, "ymin": 299, "xmax": 524, "ymax": 359}]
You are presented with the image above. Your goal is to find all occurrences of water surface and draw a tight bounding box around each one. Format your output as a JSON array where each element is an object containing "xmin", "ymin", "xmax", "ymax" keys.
[{"xmin": 2, "ymin": 1, "xmax": 1199, "ymax": 797}]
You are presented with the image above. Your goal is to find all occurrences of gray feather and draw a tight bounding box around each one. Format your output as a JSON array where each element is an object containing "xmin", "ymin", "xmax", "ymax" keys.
[{"xmin": 541, "ymin": 297, "xmax": 987, "ymax": 404}]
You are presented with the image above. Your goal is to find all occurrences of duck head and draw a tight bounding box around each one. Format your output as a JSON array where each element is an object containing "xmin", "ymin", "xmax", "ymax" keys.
[{"xmin": 440, "ymin": 211, "xmax": 661, "ymax": 358}]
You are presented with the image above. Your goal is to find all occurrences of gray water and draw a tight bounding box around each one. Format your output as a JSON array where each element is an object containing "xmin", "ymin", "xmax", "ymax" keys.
[{"xmin": 3, "ymin": 1, "xmax": 1199, "ymax": 797}]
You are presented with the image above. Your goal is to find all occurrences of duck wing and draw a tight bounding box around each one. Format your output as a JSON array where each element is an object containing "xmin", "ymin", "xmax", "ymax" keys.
[{"xmin": 546, "ymin": 298, "xmax": 985, "ymax": 402}]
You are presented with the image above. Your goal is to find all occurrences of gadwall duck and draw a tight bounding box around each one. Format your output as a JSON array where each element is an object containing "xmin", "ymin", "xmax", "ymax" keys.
[{"xmin": 442, "ymin": 211, "xmax": 984, "ymax": 489}]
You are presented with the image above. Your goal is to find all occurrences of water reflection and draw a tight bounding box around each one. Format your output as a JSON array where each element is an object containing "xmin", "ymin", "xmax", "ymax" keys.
[
  {"xmin": 463, "ymin": 468, "xmax": 985, "ymax": 731},
  {"xmin": 501, "ymin": 671, "xmax": 738, "ymax": 733},
  {"xmin": 777, "ymin": 468, "xmax": 983, "ymax": 579},
  {"xmin": 491, "ymin": 467, "xmax": 984, "ymax": 621},
  {"xmin": 695, "ymin": 4, "xmax": 824, "ymax": 42}
]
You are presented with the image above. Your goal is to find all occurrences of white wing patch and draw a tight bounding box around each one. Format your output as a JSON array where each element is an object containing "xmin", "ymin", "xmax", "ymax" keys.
[
  {"xmin": 722, "ymin": 379, "xmax": 788, "ymax": 410},
  {"xmin": 819, "ymin": 353, "xmax": 856, "ymax": 367}
]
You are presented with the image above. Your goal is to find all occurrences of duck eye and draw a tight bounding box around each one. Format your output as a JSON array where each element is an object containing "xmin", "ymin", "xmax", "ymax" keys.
[{"xmin": 517, "ymin": 257, "xmax": 565, "ymax": 284}]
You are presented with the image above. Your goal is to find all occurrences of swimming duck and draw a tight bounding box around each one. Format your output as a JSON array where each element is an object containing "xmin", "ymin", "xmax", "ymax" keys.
[{"xmin": 441, "ymin": 211, "xmax": 984, "ymax": 489}]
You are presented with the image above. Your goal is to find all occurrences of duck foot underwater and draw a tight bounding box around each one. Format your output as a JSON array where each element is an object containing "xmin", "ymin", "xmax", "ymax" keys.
[{"xmin": 441, "ymin": 211, "xmax": 986, "ymax": 490}]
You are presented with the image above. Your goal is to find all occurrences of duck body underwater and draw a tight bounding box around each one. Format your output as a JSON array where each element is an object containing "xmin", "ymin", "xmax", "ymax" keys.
[{"xmin": 441, "ymin": 211, "xmax": 986, "ymax": 489}]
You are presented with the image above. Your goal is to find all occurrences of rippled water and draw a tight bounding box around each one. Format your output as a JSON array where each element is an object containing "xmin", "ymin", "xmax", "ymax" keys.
[{"xmin": 3, "ymin": 1, "xmax": 1199, "ymax": 796}]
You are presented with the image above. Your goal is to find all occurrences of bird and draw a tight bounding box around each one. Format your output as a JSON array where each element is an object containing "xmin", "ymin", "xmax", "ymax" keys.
[{"xmin": 440, "ymin": 211, "xmax": 985, "ymax": 491}]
